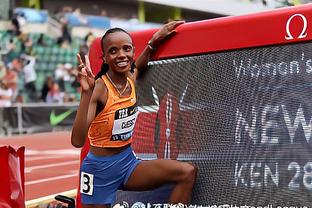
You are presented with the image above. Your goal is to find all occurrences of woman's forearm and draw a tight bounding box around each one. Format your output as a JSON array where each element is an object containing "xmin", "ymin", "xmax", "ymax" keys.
[
  {"xmin": 135, "ymin": 44, "xmax": 154, "ymax": 72},
  {"xmin": 71, "ymin": 90, "xmax": 93, "ymax": 148}
]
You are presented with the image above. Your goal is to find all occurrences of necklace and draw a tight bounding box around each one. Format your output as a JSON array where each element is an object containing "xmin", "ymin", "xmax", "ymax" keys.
[{"xmin": 106, "ymin": 73, "xmax": 129, "ymax": 96}]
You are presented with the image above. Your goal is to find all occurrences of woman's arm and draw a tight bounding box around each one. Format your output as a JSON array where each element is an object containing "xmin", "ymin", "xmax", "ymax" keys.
[
  {"xmin": 132, "ymin": 20, "xmax": 185, "ymax": 80},
  {"xmin": 71, "ymin": 79, "xmax": 105, "ymax": 147},
  {"xmin": 71, "ymin": 54, "xmax": 97, "ymax": 148},
  {"xmin": 71, "ymin": 89, "xmax": 93, "ymax": 148}
]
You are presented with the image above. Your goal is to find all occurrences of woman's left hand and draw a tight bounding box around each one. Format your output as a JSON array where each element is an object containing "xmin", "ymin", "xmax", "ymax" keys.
[{"xmin": 149, "ymin": 20, "xmax": 185, "ymax": 48}]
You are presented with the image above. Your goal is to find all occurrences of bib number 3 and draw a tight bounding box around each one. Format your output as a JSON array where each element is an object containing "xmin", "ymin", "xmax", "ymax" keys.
[{"xmin": 80, "ymin": 171, "xmax": 94, "ymax": 195}]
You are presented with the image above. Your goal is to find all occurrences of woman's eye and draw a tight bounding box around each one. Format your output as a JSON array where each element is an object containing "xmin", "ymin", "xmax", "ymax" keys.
[
  {"xmin": 124, "ymin": 46, "xmax": 132, "ymax": 52},
  {"xmin": 109, "ymin": 48, "xmax": 117, "ymax": 54}
]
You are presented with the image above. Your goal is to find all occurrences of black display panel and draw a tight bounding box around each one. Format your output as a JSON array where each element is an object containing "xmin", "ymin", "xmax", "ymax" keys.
[{"xmin": 127, "ymin": 41, "xmax": 312, "ymax": 206}]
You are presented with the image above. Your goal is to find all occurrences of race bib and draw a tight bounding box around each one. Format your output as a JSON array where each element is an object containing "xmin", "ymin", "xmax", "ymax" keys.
[
  {"xmin": 80, "ymin": 171, "xmax": 94, "ymax": 195},
  {"xmin": 111, "ymin": 106, "xmax": 138, "ymax": 141}
]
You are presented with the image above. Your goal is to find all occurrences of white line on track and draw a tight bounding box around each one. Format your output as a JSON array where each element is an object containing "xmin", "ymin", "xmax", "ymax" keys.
[
  {"xmin": 25, "ymin": 160, "xmax": 79, "ymax": 173},
  {"xmin": 26, "ymin": 155, "xmax": 76, "ymax": 162},
  {"xmin": 25, "ymin": 149, "xmax": 80, "ymax": 156},
  {"xmin": 25, "ymin": 173, "xmax": 78, "ymax": 185}
]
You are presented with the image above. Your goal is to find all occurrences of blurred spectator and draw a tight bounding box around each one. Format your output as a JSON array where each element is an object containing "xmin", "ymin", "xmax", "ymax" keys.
[
  {"xmin": 84, "ymin": 32, "xmax": 95, "ymax": 47},
  {"xmin": 37, "ymin": 33, "xmax": 46, "ymax": 46},
  {"xmin": 10, "ymin": 58, "xmax": 23, "ymax": 71},
  {"xmin": 69, "ymin": 64, "xmax": 80, "ymax": 91},
  {"xmin": 19, "ymin": 34, "xmax": 26, "ymax": 54},
  {"xmin": 23, "ymin": 36, "xmax": 33, "ymax": 55},
  {"xmin": 79, "ymin": 44, "xmax": 89, "ymax": 56},
  {"xmin": 6, "ymin": 38, "xmax": 16, "ymax": 52},
  {"xmin": 0, "ymin": 62, "xmax": 13, "ymax": 107},
  {"xmin": 46, "ymin": 82, "xmax": 64, "ymax": 103},
  {"xmin": 20, "ymin": 54, "xmax": 37, "ymax": 102},
  {"xmin": 54, "ymin": 64, "xmax": 65, "ymax": 91},
  {"xmin": 57, "ymin": 18, "xmax": 72, "ymax": 47},
  {"xmin": 53, "ymin": 6, "xmax": 73, "ymax": 22},
  {"xmin": 15, "ymin": 93, "xmax": 24, "ymax": 103},
  {"xmin": 63, "ymin": 6, "xmax": 73, "ymax": 13},
  {"xmin": 41, "ymin": 76, "xmax": 54, "ymax": 102},
  {"xmin": 63, "ymin": 63, "xmax": 72, "ymax": 81},
  {"xmin": 2, "ymin": 64, "xmax": 18, "ymax": 101},
  {"xmin": 9, "ymin": 12, "xmax": 26, "ymax": 36},
  {"xmin": 19, "ymin": 34, "xmax": 33, "ymax": 55},
  {"xmin": 0, "ymin": 62, "xmax": 5, "ymax": 79},
  {"xmin": 100, "ymin": 9, "xmax": 108, "ymax": 17},
  {"xmin": 55, "ymin": 63, "xmax": 71, "ymax": 92},
  {"xmin": 10, "ymin": 14, "xmax": 21, "ymax": 36},
  {"xmin": 73, "ymin": 8, "xmax": 87, "ymax": 25},
  {"xmin": 63, "ymin": 93, "xmax": 77, "ymax": 103},
  {"xmin": 16, "ymin": 13, "xmax": 27, "ymax": 27},
  {"xmin": 5, "ymin": 38, "xmax": 20, "ymax": 63},
  {"xmin": 0, "ymin": 81, "xmax": 13, "ymax": 107}
]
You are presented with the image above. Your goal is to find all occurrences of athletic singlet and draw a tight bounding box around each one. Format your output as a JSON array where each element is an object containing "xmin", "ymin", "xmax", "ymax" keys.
[{"xmin": 88, "ymin": 74, "xmax": 138, "ymax": 148}]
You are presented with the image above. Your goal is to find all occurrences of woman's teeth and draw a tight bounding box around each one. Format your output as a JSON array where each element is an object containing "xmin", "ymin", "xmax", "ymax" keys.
[{"xmin": 116, "ymin": 61, "xmax": 128, "ymax": 67}]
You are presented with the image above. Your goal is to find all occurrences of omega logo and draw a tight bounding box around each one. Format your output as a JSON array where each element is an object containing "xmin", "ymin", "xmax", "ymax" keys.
[{"xmin": 285, "ymin": 13, "xmax": 308, "ymax": 40}]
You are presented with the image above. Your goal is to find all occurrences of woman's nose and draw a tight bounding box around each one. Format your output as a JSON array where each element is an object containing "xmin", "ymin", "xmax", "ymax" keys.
[{"xmin": 117, "ymin": 50, "xmax": 127, "ymax": 58}]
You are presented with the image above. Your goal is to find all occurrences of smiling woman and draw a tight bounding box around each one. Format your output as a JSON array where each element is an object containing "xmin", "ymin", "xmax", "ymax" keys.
[{"xmin": 70, "ymin": 21, "xmax": 198, "ymax": 208}]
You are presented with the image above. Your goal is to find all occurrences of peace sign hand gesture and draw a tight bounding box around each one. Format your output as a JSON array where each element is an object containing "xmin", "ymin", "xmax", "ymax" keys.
[{"xmin": 77, "ymin": 53, "xmax": 95, "ymax": 92}]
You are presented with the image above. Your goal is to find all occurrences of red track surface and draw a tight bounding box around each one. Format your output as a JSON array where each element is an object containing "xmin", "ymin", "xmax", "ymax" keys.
[{"xmin": 0, "ymin": 131, "xmax": 80, "ymax": 202}]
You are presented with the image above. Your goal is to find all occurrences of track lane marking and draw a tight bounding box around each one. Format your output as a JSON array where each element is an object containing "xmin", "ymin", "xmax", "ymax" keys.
[
  {"xmin": 25, "ymin": 160, "xmax": 79, "ymax": 173},
  {"xmin": 25, "ymin": 173, "xmax": 78, "ymax": 185}
]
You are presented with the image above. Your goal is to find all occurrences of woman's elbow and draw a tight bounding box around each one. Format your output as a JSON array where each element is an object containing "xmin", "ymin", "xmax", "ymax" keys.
[
  {"xmin": 71, "ymin": 135, "xmax": 84, "ymax": 148},
  {"xmin": 71, "ymin": 141, "xmax": 83, "ymax": 148}
]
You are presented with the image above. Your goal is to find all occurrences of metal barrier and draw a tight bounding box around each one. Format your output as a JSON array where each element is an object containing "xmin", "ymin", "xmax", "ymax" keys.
[{"xmin": 0, "ymin": 103, "xmax": 78, "ymax": 135}]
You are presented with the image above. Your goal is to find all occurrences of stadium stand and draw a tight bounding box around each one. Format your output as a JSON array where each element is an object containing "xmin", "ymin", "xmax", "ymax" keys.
[{"xmin": 0, "ymin": 7, "xmax": 161, "ymax": 105}]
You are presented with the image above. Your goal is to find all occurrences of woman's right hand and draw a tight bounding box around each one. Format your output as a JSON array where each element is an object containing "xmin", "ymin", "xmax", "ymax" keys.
[{"xmin": 77, "ymin": 53, "xmax": 95, "ymax": 92}]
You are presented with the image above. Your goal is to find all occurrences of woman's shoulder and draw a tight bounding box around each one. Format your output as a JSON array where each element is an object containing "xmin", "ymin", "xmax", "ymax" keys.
[
  {"xmin": 94, "ymin": 77, "xmax": 107, "ymax": 91},
  {"xmin": 94, "ymin": 78, "xmax": 107, "ymax": 93},
  {"xmin": 93, "ymin": 77, "xmax": 108, "ymax": 104}
]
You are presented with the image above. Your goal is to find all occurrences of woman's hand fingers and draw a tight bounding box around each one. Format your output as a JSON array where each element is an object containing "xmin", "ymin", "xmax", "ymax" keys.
[
  {"xmin": 85, "ymin": 65, "xmax": 94, "ymax": 78},
  {"xmin": 168, "ymin": 30, "xmax": 177, "ymax": 36},
  {"xmin": 77, "ymin": 53, "xmax": 84, "ymax": 65},
  {"xmin": 77, "ymin": 53, "xmax": 94, "ymax": 78},
  {"xmin": 78, "ymin": 64, "xmax": 84, "ymax": 72},
  {"xmin": 85, "ymin": 55, "xmax": 91, "ymax": 69},
  {"xmin": 166, "ymin": 20, "xmax": 184, "ymax": 32},
  {"xmin": 77, "ymin": 54, "xmax": 85, "ymax": 72},
  {"xmin": 84, "ymin": 55, "xmax": 95, "ymax": 77},
  {"xmin": 76, "ymin": 54, "xmax": 95, "ymax": 91},
  {"xmin": 77, "ymin": 71, "xmax": 86, "ymax": 80},
  {"xmin": 152, "ymin": 20, "xmax": 185, "ymax": 44},
  {"xmin": 172, "ymin": 20, "xmax": 185, "ymax": 29}
]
